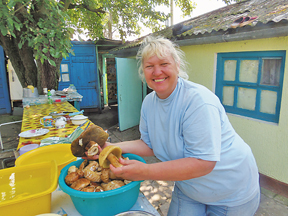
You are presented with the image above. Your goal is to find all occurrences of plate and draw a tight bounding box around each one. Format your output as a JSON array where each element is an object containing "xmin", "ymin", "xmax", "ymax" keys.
[{"xmin": 19, "ymin": 128, "xmax": 49, "ymax": 138}]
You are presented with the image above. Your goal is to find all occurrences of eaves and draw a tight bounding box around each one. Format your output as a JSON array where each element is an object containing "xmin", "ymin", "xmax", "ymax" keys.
[{"xmin": 110, "ymin": 20, "xmax": 288, "ymax": 58}]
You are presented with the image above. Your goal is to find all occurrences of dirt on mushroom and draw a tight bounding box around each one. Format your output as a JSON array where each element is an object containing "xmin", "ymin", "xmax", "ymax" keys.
[{"xmin": 71, "ymin": 124, "xmax": 109, "ymax": 157}]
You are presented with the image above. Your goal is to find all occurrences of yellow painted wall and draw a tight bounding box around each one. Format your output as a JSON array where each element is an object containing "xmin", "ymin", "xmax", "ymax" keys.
[{"xmin": 181, "ymin": 36, "xmax": 288, "ymax": 184}]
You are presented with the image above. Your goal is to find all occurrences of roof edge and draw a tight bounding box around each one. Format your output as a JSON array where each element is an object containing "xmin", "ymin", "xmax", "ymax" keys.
[{"xmin": 110, "ymin": 24, "xmax": 288, "ymax": 57}]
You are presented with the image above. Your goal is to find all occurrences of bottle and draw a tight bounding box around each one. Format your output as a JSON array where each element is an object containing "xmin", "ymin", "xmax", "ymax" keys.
[
  {"xmin": 47, "ymin": 90, "xmax": 53, "ymax": 104},
  {"xmin": 68, "ymin": 84, "xmax": 76, "ymax": 93},
  {"xmin": 43, "ymin": 88, "xmax": 48, "ymax": 97}
]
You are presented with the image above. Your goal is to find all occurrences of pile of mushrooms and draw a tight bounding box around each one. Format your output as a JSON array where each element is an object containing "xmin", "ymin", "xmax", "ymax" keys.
[{"xmin": 65, "ymin": 145, "xmax": 131, "ymax": 192}]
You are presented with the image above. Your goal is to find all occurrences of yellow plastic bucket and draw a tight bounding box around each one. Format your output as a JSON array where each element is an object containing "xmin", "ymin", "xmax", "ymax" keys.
[
  {"xmin": 0, "ymin": 160, "xmax": 58, "ymax": 215},
  {"xmin": 15, "ymin": 144, "xmax": 76, "ymax": 176}
]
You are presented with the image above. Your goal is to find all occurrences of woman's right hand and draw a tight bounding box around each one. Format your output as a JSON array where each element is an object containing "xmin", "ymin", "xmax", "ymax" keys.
[{"xmin": 109, "ymin": 157, "xmax": 148, "ymax": 181}]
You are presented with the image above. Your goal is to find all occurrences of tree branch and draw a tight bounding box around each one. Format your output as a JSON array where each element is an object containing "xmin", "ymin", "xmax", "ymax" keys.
[{"xmin": 68, "ymin": 4, "xmax": 106, "ymax": 16}]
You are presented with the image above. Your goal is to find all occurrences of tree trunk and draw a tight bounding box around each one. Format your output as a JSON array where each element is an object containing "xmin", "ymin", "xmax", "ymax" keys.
[
  {"xmin": 108, "ymin": 12, "xmax": 113, "ymax": 39},
  {"xmin": 36, "ymin": 55, "xmax": 62, "ymax": 93},
  {"xmin": 0, "ymin": 35, "xmax": 38, "ymax": 88}
]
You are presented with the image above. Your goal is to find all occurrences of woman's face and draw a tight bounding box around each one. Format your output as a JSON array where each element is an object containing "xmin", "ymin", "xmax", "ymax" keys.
[{"xmin": 143, "ymin": 54, "xmax": 179, "ymax": 99}]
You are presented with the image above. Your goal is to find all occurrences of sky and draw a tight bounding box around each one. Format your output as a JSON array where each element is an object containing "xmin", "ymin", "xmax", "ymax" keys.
[
  {"xmin": 126, "ymin": 0, "xmax": 227, "ymax": 40},
  {"xmin": 172, "ymin": 0, "xmax": 227, "ymax": 23}
]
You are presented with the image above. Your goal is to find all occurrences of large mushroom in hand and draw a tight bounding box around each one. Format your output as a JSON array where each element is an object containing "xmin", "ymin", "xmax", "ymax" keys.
[
  {"xmin": 71, "ymin": 124, "xmax": 109, "ymax": 157},
  {"xmin": 99, "ymin": 146, "xmax": 123, "ymax": 168}
]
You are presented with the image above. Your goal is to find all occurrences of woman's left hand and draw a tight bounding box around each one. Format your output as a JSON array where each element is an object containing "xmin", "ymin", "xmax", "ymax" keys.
[{"xmin": 109, "ymin": 157, "xmax": 147, "ymax": 181}]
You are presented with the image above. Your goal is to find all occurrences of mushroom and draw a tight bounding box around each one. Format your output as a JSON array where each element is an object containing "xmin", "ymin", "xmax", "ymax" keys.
[
  {"xmin": 101, "ymin": 180, "xmax": 125, "ymax": 191},
  {"xmin": 109, "ymin": 170, "xmax": 122, "ymax": 180},
  {"xmin": 94, "ymin": 185, "xmax": 105, "ymax": 192},
  {"xmin": 84, "ymin": 169, "xmax": 102, "ymax": 182},
  {"xmin": 101, "ymin": 168, "xmax": 110, "ymax": 183},
  {"xmin": 76, "ymin": 169, "xmax": 84, "ymax": 178},
  {"xmin": 79, "ymin": 159, "xmax": 88, "ymax": 171},
  {"xmin": 70, "ymin": 178, "xmax": 90, "ymax": 190},
  {"xmin": 65, "ymin": 172, "xmax": 80, "ymax": 185},
  {"xmin": 81, "ymin": 186, "xmax": 96, "ymax": 192},
  {"xmin": 83, "ymin": 161, "xmax": 98, "ymax": 172},
  {"xmin": 124, "ymin": 179, "xmax": 132, "ymax": 185},
  {"xmin": 86, "ymin": 141, "xmax": 99, "ymax": 156},
  {"xmin": 71, "ymin": 124, "xmax": 109, "ymax": 157},
  {"xmin": 68, "ymin": 165, "xmax": 78, "ymax": 174},
  {"xmin": 99, "ymin": 146, "xmax": 123, "ymax": 168}
]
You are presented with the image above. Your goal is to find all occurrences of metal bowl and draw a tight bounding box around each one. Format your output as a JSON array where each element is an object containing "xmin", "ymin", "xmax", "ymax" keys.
[{"xmin": 115, "ymin": 211, "xmax": 155, "ymax": 216}]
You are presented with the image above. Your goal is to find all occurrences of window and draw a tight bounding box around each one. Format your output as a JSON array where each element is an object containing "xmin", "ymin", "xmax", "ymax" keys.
[
  {"xmin": 215, "ymin": 51, "xmax": 285, "ymax": 123},
  {"xmin": 60, "ymin": 63, "xmax": 70, "ymax": 82}
]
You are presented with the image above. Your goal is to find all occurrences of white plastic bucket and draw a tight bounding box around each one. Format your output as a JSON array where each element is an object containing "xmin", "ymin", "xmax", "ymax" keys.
[{"xmin": 23, "ymin": 87, "xmax": 39, "ymax": 98}]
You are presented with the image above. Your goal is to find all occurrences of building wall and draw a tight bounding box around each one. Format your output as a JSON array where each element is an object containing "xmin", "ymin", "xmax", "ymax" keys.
[{"xmin": 181, "ymin": 36, "xmax": 288, "ymax": 184}]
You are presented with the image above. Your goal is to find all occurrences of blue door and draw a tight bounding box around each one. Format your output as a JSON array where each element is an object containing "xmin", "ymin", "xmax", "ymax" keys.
[
  {"xmin": 116, "ymin": 58, "xmax": 145, "ymax": 131},
  {"xmin": 0, "ymin": 46, "xmax": 11, "ymax": 114},
  {"xmin": 59, "ymin": 41, "xmax": 100, "ymax": 109}
]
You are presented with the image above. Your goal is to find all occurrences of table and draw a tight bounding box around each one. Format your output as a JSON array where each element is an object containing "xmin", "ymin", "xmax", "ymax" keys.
[
  {"xmin": 17, "ymin": 102, "xmax": 160, "ymax": 215},
  {"xmin": 51, "ymin": 187, "xmax": 160, "ymax": 216},
  {"xmin": 18, "ymin": 102, "xmax": 85, "ymax": 149},
  {"xmin": 22, "ymin": 92, "xmax": 83, "ymax": 111}
]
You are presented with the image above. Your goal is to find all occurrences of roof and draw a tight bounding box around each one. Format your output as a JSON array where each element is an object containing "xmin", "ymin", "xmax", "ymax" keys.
[
  {"xmin": 71, "ymin": 38, "xmax": 123, "ymax": 55},
  {"xmin": 110, "ymin": 0, "xmax": 288, "ymax": 57}
]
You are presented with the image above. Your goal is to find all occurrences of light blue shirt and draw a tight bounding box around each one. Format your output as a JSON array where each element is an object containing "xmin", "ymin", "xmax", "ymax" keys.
[{"xmin": 140, "ymin": 77, "xmax": 259, "ymax": 207}]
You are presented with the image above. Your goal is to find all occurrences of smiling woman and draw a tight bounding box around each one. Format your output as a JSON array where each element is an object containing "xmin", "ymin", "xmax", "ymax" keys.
[
  {"xmin": 136, "ymin": 37, "xmax": 187, "ymax": 99},
  {"xmin": 105, "ymin": 36, "xmax": 260, "ymax": 216},
  {"xmin": 143, "ymin": 54, "xmax": 179, "ymax": 99},
  {"xmin": 137, "ymin": 36, "xmax": 189, "ymax": 82}
]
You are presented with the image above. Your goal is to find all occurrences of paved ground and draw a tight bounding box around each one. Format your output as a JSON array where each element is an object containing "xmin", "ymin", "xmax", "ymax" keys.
[{"xmin": 1, "ymin": 105, "xmax": 288, "ymax": 215}]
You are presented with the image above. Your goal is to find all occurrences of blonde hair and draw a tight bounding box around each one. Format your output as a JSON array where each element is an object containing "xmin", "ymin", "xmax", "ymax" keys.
[{"xmin": 136, "ymin": 36, "xmax": 189, "ymax": 81}]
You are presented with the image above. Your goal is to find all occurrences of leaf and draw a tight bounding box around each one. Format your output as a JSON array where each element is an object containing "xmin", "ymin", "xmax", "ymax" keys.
[
  {"xmin": 42, "ymin": 48, "xmax": 48, "ymax": 53},
  {"xmin": 14, "ymin": 22, "xmax": 21, "ymax": 31},
  {"xmin": 0, "ymin": 27, "xmax": 8, "ymax": 36},
  {"xmin": 48, "ymin": 59, "xmax": 56, "ymax": 67},
  {"xmin": 7, "ymin": 0, "xmax": 15, "ymax": 8},
  {"xmin": 7, "ymin": 18, "xmax": 14, "ymax": 27},
  {"xmin": 38, "ymin": 21, "xmax": 44, "ymax": 28},
  {"xmin": 18, "ymin": 42, "xmax": 23, "ymax": 49}
]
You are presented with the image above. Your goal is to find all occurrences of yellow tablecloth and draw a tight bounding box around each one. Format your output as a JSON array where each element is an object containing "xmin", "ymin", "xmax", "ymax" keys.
[{"xmin": 18, "ymin": 102, "xmax": 87, "ymax": 149}]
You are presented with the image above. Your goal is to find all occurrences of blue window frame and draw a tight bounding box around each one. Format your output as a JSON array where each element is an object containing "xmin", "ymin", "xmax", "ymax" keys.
[{"xmin": 215, "ymin": 51, "xmax": 286, "ymax": 123}]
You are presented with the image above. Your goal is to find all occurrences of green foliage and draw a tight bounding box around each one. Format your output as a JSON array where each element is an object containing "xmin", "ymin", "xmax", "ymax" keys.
[
  {"xmin": 1, "ymin": 0, "xmax": 73, "ymax": 67},
  {"xmin": 66, "ymin": 0, "xmax": 196, "ymax": 41},
  {"xmin": 0, "ymin": 0, "xmax": 239, "ymax": 69},
  {"xmin": 175, "ymin": 0, "xmax": 196, "ymax": 17}
]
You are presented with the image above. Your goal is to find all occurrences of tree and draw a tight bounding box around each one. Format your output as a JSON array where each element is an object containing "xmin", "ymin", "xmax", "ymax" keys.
[
  {"xmin": 0, "ymin": 0, "xmax": 238, "ymax": 92},
  {"xmin": 0, "ymin": 0, "xmax": 72, "ymax": 92}
]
